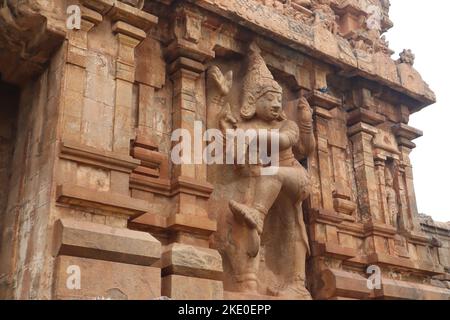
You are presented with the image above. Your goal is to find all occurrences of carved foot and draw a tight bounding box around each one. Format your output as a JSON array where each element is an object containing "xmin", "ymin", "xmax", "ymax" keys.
[
  {"xmin": 229, "ymin": 200, "xmax": 264, "ymax": 235},
  {"xmin": 235, "ymin": 273, "xmax": 259, "ymax": 294},
  {"xmin": 267, "ymin": 277, "xmax": 312, "ymax": 300}
]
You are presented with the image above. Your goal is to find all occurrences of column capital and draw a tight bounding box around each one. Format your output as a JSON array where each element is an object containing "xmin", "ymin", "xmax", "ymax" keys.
[
  {"xmin": 348, "ymin": 122, "xmax": 378, "ymax": 137},
  {"xmin": 168, "ymin": 57, "xmax": 206, "ymax": 78},
  {"xmin": 393, "ymin": 123, "xmax": 423, "ymax": 150},
  {"xmin": 308, "ymin": 90, "xmax": 341, "ymax": 111},
  {"xmin": 82, "ymin": 0, "xmax": 158, "ymax": 31},
  {"xmin": 165, "ymin": 5, "xmax": 215, "ymax": 63},
  {"xmin": 347, "ymin": 108, "xmax": 385, "ymax": 127}
]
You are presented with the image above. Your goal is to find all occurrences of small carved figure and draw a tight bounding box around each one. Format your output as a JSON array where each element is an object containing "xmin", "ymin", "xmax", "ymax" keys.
[
  {"xmin": 351, "ymin": 38, "xmax": 374, "ymax": 54},
  {"xmin": 380, "ymin": 0, "xmax": 391, "ymax": 15},
  {"xmin": 397, "ymin": 49, "xmax": 415, "ymax": 66},
  {"xmin": 311, "ymin": 0, "xmax": 339, "ymax": 34},
  {"xmin": 385, "ymin": 167, "xmax": 399, "ymax": 228},
  {"xmin": 374, "ymin": 35, "xmax": 392, "ymax": 55}
]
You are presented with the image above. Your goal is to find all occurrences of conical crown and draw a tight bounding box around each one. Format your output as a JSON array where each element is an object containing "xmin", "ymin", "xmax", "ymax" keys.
[{"xmin": 240, "ymin": 43, "xmax": 283, "ymax": 119}]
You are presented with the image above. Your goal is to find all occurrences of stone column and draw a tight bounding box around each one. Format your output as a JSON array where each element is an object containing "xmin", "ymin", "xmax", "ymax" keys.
[
  {"xmin": 348, "ymin": 121, "xmax": 381, "ymax": 222},
  {"xmin": 313, "ymin": 106, "xmax": 334, "ymax": 212},
  {"xmin": 393, "ymin": 123, "xmax": 423, "ymax": 232},
  {"xmin": 160, "ymin": 6, "xmax": 223, "ymax": 300},
  {"xmin": 308, "ymin": 72, "xmax": 342, "ymax": 213},
  {"xmin": 61, "ymin": 5, "xmax": 101, "ymax": 145},
  {"xmin": 53, "ymin": 0, "xmax": 163, "ymax": 300}
]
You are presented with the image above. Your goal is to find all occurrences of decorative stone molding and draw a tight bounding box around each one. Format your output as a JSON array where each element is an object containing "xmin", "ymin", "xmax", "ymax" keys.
[
  {"xmin": 56, "ymin": 184, "xmax": 149, "ymax": 217},
  {"xmin": 53, "ymin": 218, "xmax": 161, "ymax": 266},
  {"xmin": 59, "ymin": 141, "xmax": 140, "ymax": 173},
  {"xmin": 1, "ymin": 0, "xmax": 448, "ymax": 301}
]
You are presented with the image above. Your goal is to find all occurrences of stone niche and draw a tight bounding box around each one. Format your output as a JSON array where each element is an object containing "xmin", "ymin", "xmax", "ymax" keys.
[{"xmin": 0, "ymin": 0, "xmax": 448, "ymax": 300}]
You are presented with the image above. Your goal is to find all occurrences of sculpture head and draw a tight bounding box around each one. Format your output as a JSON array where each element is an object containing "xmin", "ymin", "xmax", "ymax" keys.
[
  {"xmin": 255, "ymin": 90, "xmax": 283, "ymax": 122},
  {"xmin": 241, "ymin": 43, "xmax": 286, "ymax": 121}
]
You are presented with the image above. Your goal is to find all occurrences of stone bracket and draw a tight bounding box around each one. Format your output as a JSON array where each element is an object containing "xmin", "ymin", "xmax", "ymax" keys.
[
  {"xmin": 393, "ymin": 123, "xmax": 423, "ymax": 149},
  {"xmin": 308, "ymin": 90, "xmax": 342, "ymax": 110},
  {"xmin": 347, "ymin": 108, "xmax": 385, "ymax": 127}
]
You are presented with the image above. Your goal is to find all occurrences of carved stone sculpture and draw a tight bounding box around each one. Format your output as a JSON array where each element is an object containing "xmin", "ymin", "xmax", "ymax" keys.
[
  {"xmin": 385, "ymin": 167, "xmax": 399, "ymax": 228},
  {"xmin": 208, "ymin": 43, "xmax": 315, "ymax": 298},
  {"xmin": 1, "ymin": 0, "xmax": 448, "ymax": 302},
  {"xmin": 311, "ymin": 0, "xmax": 339, "ymax": 34},
  {"xmin": 397, "ymin": 49, "xmax": 415, "ymax": 66}
]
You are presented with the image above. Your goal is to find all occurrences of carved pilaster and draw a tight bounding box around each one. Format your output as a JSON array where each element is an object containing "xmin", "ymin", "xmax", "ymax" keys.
[
  {"xmin": 62, "ymin": 5, "xmax": 102, "ymax": 145},
  {"xmin": 158, "ymin": 6, "xmax": 222, "ymax": 300},
  {"xmin": 393, "ymin": 124, "xmax": 424, "ymax": 233},
  {"xmin": 348, "ymin": 122, "xmax": 381, "ymax": 222},
  {"xmin": 374, "ymin": 152, "xmax": 390, "ymax": 226},
  {"xmin": 58, "ymin": 1, "xmax": 158, "ymax": 208},
  {"xmin": 312, "ymin": 106, "xmax": 334, "ymax": 212}
]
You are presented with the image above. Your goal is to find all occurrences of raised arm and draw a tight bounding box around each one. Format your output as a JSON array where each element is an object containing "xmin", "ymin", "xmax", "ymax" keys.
[{"xmin": 297, "ymin": 97, "xmax": 316, "ymax": 158}]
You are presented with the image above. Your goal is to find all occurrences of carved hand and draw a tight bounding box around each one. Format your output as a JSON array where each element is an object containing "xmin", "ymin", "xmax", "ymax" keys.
[
  {"xmin": 207, "ymin": 66, "xmax": 233, "ymax": 97},
  {"xmin": 218, "ymin": 103, "xmax": 238, "ymax": 132},
  {"xmin": 298, "ymin": 96, "xmax": 313, "ymax": 126}
]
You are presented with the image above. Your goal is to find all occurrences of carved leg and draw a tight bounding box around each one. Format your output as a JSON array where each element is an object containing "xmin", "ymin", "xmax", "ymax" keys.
[
  {"xmin": 229, "ymin": 174, "xmax": 282, "ymax": 234},
  {"xmin": 230, "ymin": 165, "xmax": 310, "ymax": 235},
  {"xmin": 229, "ymin": 166, "xmax": 311, "ymax": 296},
  {"xmin": 228, "ymin": 173, "xmax": 282, "ymax": 292}
]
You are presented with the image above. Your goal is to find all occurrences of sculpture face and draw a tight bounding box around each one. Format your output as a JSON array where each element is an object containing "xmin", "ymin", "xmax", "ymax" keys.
[{"xmin": 255, "ymin": 91, "xmax": 282, "ymax": 122}]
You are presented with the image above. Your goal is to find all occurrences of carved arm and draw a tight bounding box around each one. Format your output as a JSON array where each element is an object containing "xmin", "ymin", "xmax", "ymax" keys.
[{"xmin": 297, "ymin": 97, "xmax": 316, "ymax": 157}]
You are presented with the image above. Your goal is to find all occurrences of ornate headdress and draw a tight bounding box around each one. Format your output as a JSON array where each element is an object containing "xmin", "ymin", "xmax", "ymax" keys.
[{"xmin": 240, "ymin": 43, "xmax": 283, "ymax": 119}]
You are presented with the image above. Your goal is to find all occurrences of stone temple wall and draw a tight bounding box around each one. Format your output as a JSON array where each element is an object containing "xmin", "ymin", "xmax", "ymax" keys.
[{"xmin": 0, "ymin": 0, "xmax": 448, "ymax": 300}]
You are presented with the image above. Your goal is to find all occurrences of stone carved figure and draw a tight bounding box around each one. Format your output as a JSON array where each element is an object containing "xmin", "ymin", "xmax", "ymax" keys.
[
  {"xmin": 374, "ymin": 35, "xmax": 393, "ymax": 55},
  {"xmin": 311, "ymin": 0, "xmax": 339, "ymax": 34},
  {"xmin": 385, "ymin": 167, "xmax": 399, "ymax": 228},
  {"xmin": 380, "ymin": 0, "xmax": 391, "ymax": 20},
  {"xmin": 350, "ymin": 37, "xmax": 374, "ymax": 54},
  {"xmin": 257, "ymin": 0, "xmax": 314, "ymax": 23},
  {"xmin": 208, "ymin": 44, "xmax": 315, "ymax": 298},
  {"xmin": 397, "ymin": 49, "xmax": 415, "ymax": 66}
]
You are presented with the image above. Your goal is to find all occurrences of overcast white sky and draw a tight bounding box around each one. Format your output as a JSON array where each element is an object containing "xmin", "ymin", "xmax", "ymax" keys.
[{"xmin": 386, "ymin": 0, "xmax": 450, "ymax": 222}]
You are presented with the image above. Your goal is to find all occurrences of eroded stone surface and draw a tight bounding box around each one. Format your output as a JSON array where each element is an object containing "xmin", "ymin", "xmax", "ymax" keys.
[{"xmin": 0, "ymin": 0, "xmax": 448, "ymax": 300}]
